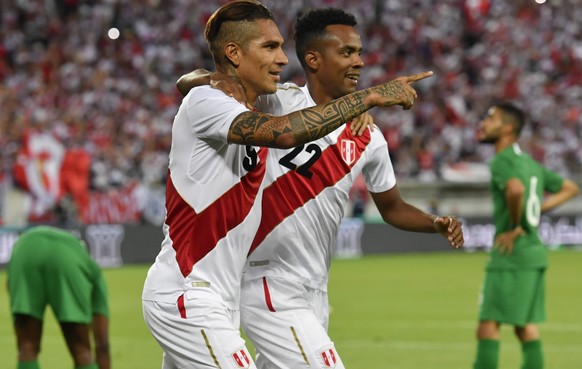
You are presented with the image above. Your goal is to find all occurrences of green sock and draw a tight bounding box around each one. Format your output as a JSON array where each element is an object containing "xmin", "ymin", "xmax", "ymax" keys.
[
  {"xmin": 473, "ymin": 339, "xmax": 500, "ymax": 369},
  {"xmin": 18, "ymin": 361, "xmax": 40, "ymax": 369},
  {"xmin": 75, "ymin": 364, "xmax": 98, "ymax": 369},
  {"xmin": 521, "ymin": 340, "xmax": 543, "ymax": 369}
]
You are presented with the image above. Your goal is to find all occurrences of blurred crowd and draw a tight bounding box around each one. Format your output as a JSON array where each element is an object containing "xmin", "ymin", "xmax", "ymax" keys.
[{"xmin": 0, "ymin": 0, "xmax": 581, "ymax": 223}]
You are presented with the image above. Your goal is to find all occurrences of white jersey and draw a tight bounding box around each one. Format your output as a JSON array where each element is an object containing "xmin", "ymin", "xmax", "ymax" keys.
[
  {"xmin": 143, "ymin": 86, "xmax": 267, "ymax": 309},
  {"xmin": 243, "ymin": 83, "xmax": 396, "ymax": 291}
]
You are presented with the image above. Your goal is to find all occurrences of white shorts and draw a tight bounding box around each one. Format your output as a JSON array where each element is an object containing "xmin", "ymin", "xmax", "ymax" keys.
[
  {"xmin": 240, "ymin": 277, "xmax": 344, "ymax": 369},
  {"xmin": 143, "ymin": 292, "xmax": 256, "ymax": 369}
]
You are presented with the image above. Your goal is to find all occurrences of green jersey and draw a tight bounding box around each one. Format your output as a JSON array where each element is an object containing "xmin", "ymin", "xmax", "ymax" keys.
[{"xmin": 487, "ymin": 143, "xmax": 564, "ymax": 269}]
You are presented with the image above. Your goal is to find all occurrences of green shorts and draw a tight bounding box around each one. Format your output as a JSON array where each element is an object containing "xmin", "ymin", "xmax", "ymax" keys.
[
  {"xmin": 8, "ymin": 254, "xmax": 95, "ymax": 324},
  {"xmin": 478, "ymin": 268, "xmax": 546, "ymax": 326}
]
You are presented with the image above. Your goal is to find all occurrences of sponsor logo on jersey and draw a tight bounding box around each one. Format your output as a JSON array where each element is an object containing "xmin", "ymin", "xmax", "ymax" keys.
[
  {"xmin": 321, "ymin": 348, "xmax": 337, "ymax": 367},
  {"xmin": 341, "ymin": 139, "xmax": 356, "ymax": 165},
  {"xmin": 232, "ymin": 349, "xmax": 251, "ymax": 368}
]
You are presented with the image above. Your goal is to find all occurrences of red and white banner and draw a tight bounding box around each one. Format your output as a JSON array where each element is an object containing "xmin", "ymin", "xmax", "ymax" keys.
[
  {"xmin": 13, "ymin": 129, "xmax": 65, "ymax": 221},
  {"xmin": 82, "ymin": 182, "xmax": 143, "ymax": 224}
]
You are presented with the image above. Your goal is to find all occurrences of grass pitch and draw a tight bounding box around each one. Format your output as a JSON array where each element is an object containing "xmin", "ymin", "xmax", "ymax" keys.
[{"xmin": 1, "ymin": 249, "xmax": 580, "ymax": 368}]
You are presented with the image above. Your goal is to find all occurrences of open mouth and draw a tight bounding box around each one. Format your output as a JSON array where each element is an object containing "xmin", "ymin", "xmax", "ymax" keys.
[
  {"xmin": 269, "ymin": 71, "xmax": 281, "ymax": 81},
  {"xmin": 346, "ymin": 74, "xmax": 359, "ymax": 83}
]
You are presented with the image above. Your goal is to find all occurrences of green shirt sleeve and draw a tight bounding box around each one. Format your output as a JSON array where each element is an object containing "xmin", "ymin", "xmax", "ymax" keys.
[{"xmin": 542, "ymin": 166, "xmax": 564, "ymax": 194}]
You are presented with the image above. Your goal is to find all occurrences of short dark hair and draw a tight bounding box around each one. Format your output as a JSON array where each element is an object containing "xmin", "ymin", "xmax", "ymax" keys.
[
  {"xmin": 205, "ymin": 0, "xmax": 275, "ymax": 67},
  {"xmin": 294, "ymin": 8, "xmax": 357, "ymax": 69},
  {"xmin": 494, "ymin": 101, "xmax": 526, "ymax": 137}
]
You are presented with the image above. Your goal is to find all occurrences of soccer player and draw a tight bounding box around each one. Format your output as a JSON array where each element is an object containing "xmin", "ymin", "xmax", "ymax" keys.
[
  {"xmin": 142, "ymin": 1, "xmax": 433, "ymax": 369},
  {"xmin": 7, "ymin": 226, "xmax": 110, "ymax": 369},
  {"xmin": 473, "ymin": 102, "xmax": 579, "ymax": 369},
  {"xmin": 177, "ymin": 7, "xmax": 464, "ymax": 369}
]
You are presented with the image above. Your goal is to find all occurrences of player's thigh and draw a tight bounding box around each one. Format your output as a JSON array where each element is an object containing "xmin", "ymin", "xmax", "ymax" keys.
[
  {"xmin": 13, "ymin": 314, "xmax": 43, "ymax": 353},
  {"xmin": 143, "ymin": 298, "xmax": 256, "ymax": 369},
  {"xmin": 241, "ymin": 278, "xmax": 344, "ymax": 369},
  {"xmin": 60, "ymin": 322, "xmax": 92, "ymax": 360},
  {"xmin": 479, "ymin": 269, "xmax": 545, "ymax": 326},
  {"xmin": 522, "ymin": 269, "xmax": 546, "ymax": 324},
  {"xmin": 7, "ymin": 261, "xmax": 47, "ymax": 320}
]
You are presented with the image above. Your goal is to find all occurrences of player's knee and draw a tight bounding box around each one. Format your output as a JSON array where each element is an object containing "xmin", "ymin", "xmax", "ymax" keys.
[
  {"xmin": 476, "ymin": 321, "xmax": 499, "ymax": 339},
  {"xmin": 70, "ymin": 349, "xmax": 94, "ymax": 367},
  {"xmin": 18, "ymin": 341, "xmax": 41, "ymax": 361},
  {"xmin": 514, "ymin": 324, "xmax": 539, "ymax": 341}
]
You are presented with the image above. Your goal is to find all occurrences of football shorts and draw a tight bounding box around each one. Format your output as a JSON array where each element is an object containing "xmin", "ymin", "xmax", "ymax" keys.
[
  {"xmin": 143, "ymin": 291, "xmax": 256, "ymax": 369},
  {"xmin": 478, "ymin": 268, "xmax": 546, "ymax": 326},
  {"xmin": 241, "ymin": 276, "xmax": 344, "ymax": 369}
]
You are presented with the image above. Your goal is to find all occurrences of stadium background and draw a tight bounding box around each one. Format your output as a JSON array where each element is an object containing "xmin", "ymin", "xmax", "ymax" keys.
[{"xmin": 0, "ymin": 0, "xmax": 581, "ymax": 367}]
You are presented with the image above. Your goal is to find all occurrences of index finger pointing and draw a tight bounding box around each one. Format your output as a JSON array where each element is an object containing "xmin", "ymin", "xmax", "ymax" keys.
[{"xmin": 404, "ymin": 71, "xmax": 434, "ymax": 84}]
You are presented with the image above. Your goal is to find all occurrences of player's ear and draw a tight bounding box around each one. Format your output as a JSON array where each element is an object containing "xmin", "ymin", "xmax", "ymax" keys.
[
  {"xmin": 502, "ymin": 122, "xmax": 515, "ymax": 136},
  {"xmin": 225, "ymin": 42, "xmax": 241, "ymax": 67},
  {"xmin": 304, "ymin": 51, "xmax": 320, "ymax": 71}
]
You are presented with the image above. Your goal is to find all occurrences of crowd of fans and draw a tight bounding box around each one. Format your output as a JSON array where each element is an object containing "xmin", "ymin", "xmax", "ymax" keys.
[{"xmin": 1, "ymin": 0, "xmax": 581, "ymax": 220}]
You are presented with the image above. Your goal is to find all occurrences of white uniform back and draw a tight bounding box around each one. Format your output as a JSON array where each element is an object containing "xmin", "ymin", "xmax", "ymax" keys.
[
  {"xmin": 143, "ymin": 86, "xmax": 264, "ymax": 369},
  {"xmin": 240, "ymin": 83, "xmax": 396, "ymax": 369}
]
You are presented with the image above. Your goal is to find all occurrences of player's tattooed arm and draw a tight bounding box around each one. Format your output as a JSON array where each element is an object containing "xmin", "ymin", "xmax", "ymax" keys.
[
  {"xmin": 229, "ymin": 88, "xmax": 369, "ymax": 148},
  {"xmin": 228, "ymin": 71, "xmax": 433, "ymax": 148}
]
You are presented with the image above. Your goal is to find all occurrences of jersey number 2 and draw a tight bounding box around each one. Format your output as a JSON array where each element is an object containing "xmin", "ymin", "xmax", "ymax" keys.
[{"xmin": 278, "ymin": 144, "xmax": 322, "ymax": 179}]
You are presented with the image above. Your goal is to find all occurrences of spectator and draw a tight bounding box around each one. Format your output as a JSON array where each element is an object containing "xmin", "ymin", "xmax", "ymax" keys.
[{"xmin": 1, "ymin": 0, "xmax": 580, "ymax": 223}]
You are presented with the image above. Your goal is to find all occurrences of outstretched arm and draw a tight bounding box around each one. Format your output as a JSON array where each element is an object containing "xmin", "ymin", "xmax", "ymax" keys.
[
  {"xmin": 92, "ymin": 314, "xmax": 110, "ymax": 369},
  {"xmin": 177, "ymin": 69, "xmax": 376, "ymax": 135},
  {"xmin": 370, "ymin": 186, "xmax": 464, "ymax": 249},
  {"xmin": 228, "ymin": 72, "xmax": 433, "ymax": 148}
]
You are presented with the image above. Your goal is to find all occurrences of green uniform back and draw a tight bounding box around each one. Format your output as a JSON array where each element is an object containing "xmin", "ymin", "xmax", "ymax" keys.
[
  {"xmin": 8, "ymin": 226, "xmax": 109, "ymax": 322},
  {"xmin": 487, "ymin": 143, "xmax": 564, "ymax": 269}
]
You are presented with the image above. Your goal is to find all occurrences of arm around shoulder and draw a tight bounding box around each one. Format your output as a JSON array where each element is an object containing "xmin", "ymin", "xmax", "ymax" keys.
[{"xmin": 176, "ymin": 69, "xmax": 211, "ymax": 96}]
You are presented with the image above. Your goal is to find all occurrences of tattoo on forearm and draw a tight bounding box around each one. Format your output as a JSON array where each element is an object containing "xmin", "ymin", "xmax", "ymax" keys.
[
  {"xmin": 229, "ymin": 77, "xmax": 413, "ymax": 147},
  {"xmin": 229, "ymin": 112, "xmax": 279, "ymax": 145},
  {"xmin": 230, "ymin": 90, "xmax": 371, "ymax": 147},
  {"xmin": 291, "ymin": 90, "xmax": 369, "ymax": 141}
]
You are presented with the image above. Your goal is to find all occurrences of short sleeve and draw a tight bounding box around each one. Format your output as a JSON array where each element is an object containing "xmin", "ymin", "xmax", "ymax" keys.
[
  {"xmin": 363, "ymin": 131, "xmax": 396, "ymax": 193},
  {"xmin": 186, "ymin": 86, "xmax": 250, "ymax": 142},
  {"xmin": 542, "ymin": 166, "xmax": 564, "ymax": 194}
]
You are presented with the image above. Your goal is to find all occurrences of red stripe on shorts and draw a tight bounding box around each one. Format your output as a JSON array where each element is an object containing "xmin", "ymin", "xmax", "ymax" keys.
[
  {"xmin": 262, "ymin": 277, "xmax": 276, "ymax": 312},
  {"xmin": 177, "ymin": 294, "xmax": 186, "ymax": 319}
]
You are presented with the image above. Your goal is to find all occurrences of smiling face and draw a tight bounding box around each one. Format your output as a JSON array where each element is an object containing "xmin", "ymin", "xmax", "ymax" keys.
[
  {"xmin": 311, "ymin": 25, "xmax": 364, "ymax": 99},
  {"xmin": 236, "ymin": 19, "xmax": 288, "ymax": 103}
]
